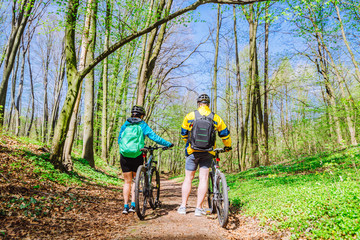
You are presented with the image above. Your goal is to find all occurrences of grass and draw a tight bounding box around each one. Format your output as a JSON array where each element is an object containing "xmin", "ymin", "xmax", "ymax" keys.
[
  {"xmin": 25, "ymin": 153, "xmax": 123, "ymax": 187},
  {"xmin": 3, "ymin": 133, "xmax": 123, "ymax": 188},
  {"xmin": 227, "ymin": 146, "xmax": 360, "ymax": 239}
]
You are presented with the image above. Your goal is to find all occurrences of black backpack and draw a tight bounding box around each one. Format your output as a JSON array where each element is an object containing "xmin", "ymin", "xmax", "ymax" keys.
[{"xmin": 188, "ymin": 110, "xmax": 216, "ymax": 151}]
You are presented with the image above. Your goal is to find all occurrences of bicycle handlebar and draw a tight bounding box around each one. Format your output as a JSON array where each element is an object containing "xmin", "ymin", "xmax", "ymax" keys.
[
  {"xmin": 140, "ymin": 145, "xmax": 170, "ymax": 152},
  {"xmin": 214, "ymin": 147, "xmax": 232, "ymax": 153}
]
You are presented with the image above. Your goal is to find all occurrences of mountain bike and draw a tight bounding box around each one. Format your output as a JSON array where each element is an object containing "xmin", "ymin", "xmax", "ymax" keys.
[
  {"xmin": 134, "ymin": 145, "xmax": 169, "ymax": 220},
  {"xmin": 206, "ymin": 147, "xmax": 231, "ymax": 228}
]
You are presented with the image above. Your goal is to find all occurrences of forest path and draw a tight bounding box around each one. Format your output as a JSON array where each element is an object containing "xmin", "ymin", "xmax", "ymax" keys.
[
  {"xmin": 0, "ymin": 134, "xmax": 288, "ymax": 239},
  {"xmin": 119, "ymin": 178, "xmax": 288, "ymax": 240}
]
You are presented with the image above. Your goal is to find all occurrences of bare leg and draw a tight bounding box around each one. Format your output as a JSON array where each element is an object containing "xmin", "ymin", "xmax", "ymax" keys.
[
  {"xmin": 181, "ymin": 170, "xmax": 195, "ymax": 207},
  {"xmin": 196, "ymin": 167, "xmax": 209, "ymax": 209},
  {"xmin": 131, "ymin": 171, "xmax": 136, "ymax": 203},
  {"xmin": 123, "ymin": 172, "xmax": 133, "ymax": 205}
]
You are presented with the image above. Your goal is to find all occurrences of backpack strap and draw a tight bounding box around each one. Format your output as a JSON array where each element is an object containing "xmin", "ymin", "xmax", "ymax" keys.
[
  {"xmin": 208, "ymin": 112, "xmax": 214, "ymax": 121},
  {"xmin": 194, "ymin": 110, "xmax": 202, "ymax": 120},
  {"xmin": 194, "ymin": 110, "xmax": 214, "ymax": 121},
  {"xmin": 187, "ymin": 111, "xmax": 200, "ymax": 144}
]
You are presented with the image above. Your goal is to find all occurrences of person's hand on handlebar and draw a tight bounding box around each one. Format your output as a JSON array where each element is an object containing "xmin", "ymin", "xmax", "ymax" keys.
[
  {"xmin": 163, "ymin": 143, "xmax": 174, "ymax": 150},
  {"xmin": 224, "ymin": 146, "xmax": 232, "ymax": 152}
]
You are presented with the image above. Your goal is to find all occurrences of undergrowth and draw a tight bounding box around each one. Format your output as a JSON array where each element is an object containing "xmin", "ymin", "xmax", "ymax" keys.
[
  {"xmin": 2, "ymin": 133, "xmax": 123, "ymax": 187},
  {"xmin": 27, "ymin": 153, "xmax": 122, "ymax": 187},
  {"xmin": 227, "ymin": 146, "xmax": 360, "ymax": 239}
]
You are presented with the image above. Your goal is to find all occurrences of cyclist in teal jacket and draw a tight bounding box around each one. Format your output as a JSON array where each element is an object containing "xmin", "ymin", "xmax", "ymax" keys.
[{"xmin": 118, "ymin": 105, "xmax": 173, "ymax": 214}]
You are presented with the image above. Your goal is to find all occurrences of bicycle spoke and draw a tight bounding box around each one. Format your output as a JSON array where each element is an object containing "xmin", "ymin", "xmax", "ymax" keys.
[
  {"xmin": 215, "ymin": 172, "xmax": 229, "ymax": 228},
  {"xmin": 149, "ymin": 168, "xmax": 160, "ymax": 209},
  {"xmin": 135, "ymin": 165, "xmax": 147, "ymax": 220}
]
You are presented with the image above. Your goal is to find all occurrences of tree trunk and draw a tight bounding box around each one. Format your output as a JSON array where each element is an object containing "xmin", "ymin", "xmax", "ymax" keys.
[
  {"xmin": 15, "ymin": 47, "xmax": 26, "ymax": 136},
  {"xmin": 233, "ymin": 6, "xmax": 244, "ymax": 171},
  {"xmin": 8, "ymin": 53, "xmax": 20, "ymax": 132},
  {"xmin": 50, "ymin": 0, "xmax": 81, "ymax": 171},
  {"xmin": 100, "ymin": 0, "xmax": 111, "ymax": 163},
  {"xmin": 82, "ymin": 0, "xmax": 98, "ymax": 167},
  {"xmin": 263, "ymin": 2, "xmax": 270, "ymax": 165},
  {"xmin": 48, "ymin": 49, "xmax": 66, "ymax": 143},
  {"xmin": 26, "ymin": 49, "xmax": 35, "ymax": 137},
  {"xmin": 61, "ymin": 0, "xmax": 97, "ymax": 169},
  {"xmin": 135, "ymin": 0, "xmax": 156, "ymax": 95},
  {"xmin": 136, "ymin": 0, "xmax": 167, "ymax": 106},
  {"xmin": 212, "ymin": 4, "xmax": 221, "ymax": 113},
  {"xmin": 248, "ymin": 5, "xmax": 259, "ymax": 168},
  {"xmin": 225, "ymin": 59, "xmax": 233, "ymax": 171},
  {"xmin": 42, "ymin": 43, "xmax": 51, "ymax": 142}
]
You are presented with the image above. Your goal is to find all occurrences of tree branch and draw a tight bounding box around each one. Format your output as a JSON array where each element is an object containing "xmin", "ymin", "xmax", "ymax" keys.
[{"xmin": 79, "ymin": 0, "xmax": 271, "ymax": 79}]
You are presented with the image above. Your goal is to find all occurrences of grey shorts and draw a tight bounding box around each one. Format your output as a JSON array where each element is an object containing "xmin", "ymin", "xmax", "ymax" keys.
[{"xmin": 185, "ymin": 152, "xmax": 212, "ymax": 171}]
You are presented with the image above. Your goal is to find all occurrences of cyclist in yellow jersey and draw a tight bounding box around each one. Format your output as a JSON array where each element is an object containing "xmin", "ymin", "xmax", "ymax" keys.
[{"xmin": 178, "ymin": 94, "xmax": 231, "ymax": 216}]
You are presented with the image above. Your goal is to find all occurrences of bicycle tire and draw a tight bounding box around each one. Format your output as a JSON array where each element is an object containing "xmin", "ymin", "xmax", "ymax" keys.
[
  {"xmin": 135, "ymin": 165, "xmax": 147, "ymax": 220},
  {"xmin": 149, "ymin": 168, "xmax": 160, "ymax": 209},
  {"xmin": 207, "ymin": 170, "xmax": 215, "ymax": 213},
  {"xmin": 215, "ymin": 172, "xmax": 229, "ymax": 228}
]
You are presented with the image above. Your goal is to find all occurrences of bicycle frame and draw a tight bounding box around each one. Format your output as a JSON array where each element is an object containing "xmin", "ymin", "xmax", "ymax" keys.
[
  {"xmin": 211, "ymin": 151, "xmax": 222, "ymax": 205},
  {"xmin": 142, "ymin": 148, "xmax": 157, "ymax": 195}
]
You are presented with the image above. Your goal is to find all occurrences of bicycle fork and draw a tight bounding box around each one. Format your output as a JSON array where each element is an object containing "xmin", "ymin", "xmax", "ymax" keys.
[{"xmin": 212, "ymin": 169, "xmax": 220, "ymax": 205}]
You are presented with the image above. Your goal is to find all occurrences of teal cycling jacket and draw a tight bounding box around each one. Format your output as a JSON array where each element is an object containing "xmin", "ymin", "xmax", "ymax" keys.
[{"xmin": 118, "ymin": 117, "xmax": 172, "ymax": 147}]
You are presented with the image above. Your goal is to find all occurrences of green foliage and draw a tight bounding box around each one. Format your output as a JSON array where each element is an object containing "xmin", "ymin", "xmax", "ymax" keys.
[
  {"xmin": 25, "ymin": 152, "xmax": 122, "ymax": 187},
  {"xmin": 17, "ymin": 136, "xmax": 49, "ymax": 147},
  {"xmin": 5, "ymin": 133, "xmax": 123, "ymax": 187},
  {"xmin": 28, "ymin": 153, "xmax": 81, "ymax": 186},
  {"xmin": 228, "ymin": 146, "xmax": 360, "ymax": 239}
]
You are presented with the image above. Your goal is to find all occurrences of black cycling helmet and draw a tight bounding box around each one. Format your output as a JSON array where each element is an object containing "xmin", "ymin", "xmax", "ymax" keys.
[
  {"xmin": 131, "ymin": 105, "xmax": 146, "ymax": 116},
  {"xmin": 197, "ymin": 94, "xmax": 210, "ymax": 104}
]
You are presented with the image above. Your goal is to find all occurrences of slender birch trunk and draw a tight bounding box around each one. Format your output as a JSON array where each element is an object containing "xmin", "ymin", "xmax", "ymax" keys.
[
  {"xmin": 48, "ymin": 50, "xmax": 66, "ymax": 143},
  {"xmin": 26, "ymin": 48, "xmax": 35, "ymax": 137},
  {"xmin": 41, "ymin": 40, "xmax": 52, "ymax": 142},
  {"xmin": 263, "ymin": 2, "xmax": 270, "ymax": 165},
  {"xmin": 15, "ymin": 47, "xmax": 26, "ymax": 136},
  {"xmin": 212, "ymin": 4, "xmax": 221, "ymax": 113},
  {"xmin": 233, "ymin": 6, "xmax": 244, "ymax": 171},
  {"xmin": 8, "ymin": 53, "xmax": 20, "ymax": 131},
  {"xmin": 100, "ymin": 0, "xmax": 111, "ymax": 163}
]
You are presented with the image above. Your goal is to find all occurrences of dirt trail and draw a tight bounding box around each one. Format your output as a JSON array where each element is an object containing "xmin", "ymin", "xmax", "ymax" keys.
[
  {"xmin": 119, "ymin": 178, "xmax": 289, "ymax": 240},
  {"xmin": 120, "ymin": 178, "xmax": 228, "ymax": 239},
  {"xmin": 0, "ymin": 135, "xmax": 290, "ymax": 239}
]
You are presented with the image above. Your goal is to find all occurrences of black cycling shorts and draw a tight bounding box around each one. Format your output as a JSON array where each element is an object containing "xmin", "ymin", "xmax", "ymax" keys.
[{"xmin": 120, "ymin": 154, "xmax": 144, "ymax": 173}]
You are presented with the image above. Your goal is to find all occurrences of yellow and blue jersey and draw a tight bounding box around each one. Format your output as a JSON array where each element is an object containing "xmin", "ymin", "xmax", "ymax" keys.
[{"xmin": 181, "ymin": 105, "xmax": 231, "ymax": 156}]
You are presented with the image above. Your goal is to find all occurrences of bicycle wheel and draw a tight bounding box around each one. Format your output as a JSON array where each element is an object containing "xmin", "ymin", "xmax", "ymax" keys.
[
  {"xmin": 215, "ymin": 172, "xmax": 229, "ymax": 228},
  {"xmin": 206, "ymin": 171, "xmax": 215, "ymax": 214},
  {"xmin": 135, "ymin": 165, "xmax": 147, "ymax": 220},
  {"xmin": 149, "ymin": 167, "xmax": 160, "ymax": 209}
]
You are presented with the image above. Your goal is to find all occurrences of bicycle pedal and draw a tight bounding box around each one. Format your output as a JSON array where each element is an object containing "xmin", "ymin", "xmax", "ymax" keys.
[{"xmin": 153, "ymin": 161, "xmax": 158, "ymax": 164}]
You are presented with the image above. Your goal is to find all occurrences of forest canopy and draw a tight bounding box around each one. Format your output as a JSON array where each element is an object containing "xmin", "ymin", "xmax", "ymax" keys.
[{"xmin": 0, "ymin": 0, "xmax": 359, "ymax": 173}]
